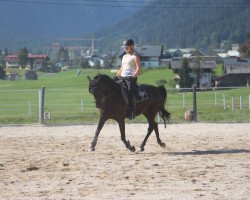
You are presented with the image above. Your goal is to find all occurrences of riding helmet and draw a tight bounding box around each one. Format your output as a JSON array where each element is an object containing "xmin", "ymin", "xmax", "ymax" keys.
[{"xmin": 122, "ymin": 39, "xmax": 134, "ymax": 47}]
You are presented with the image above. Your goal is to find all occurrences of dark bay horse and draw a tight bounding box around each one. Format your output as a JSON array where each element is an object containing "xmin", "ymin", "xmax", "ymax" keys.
[{"xmin": 87, "ymin": 74, "xmax": 171, "ymax": 152}]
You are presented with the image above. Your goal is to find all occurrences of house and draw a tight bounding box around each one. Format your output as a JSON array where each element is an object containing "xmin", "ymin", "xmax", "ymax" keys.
[
  {"xmin": 170, "ymin": 58, "xmax": 216, "ymax": 87},
  {"xmin": 214, "ymin": 58, "xmax": 250, "ymax": 87},
  {"xmin": 27, "ymin": 54, "xmax": 49, "ymax": 70},
  {"xmin": 136, "ymin": 46, "xmax": 163, "ymax": 68},
  {"xmin": 217, "ymin": 44, "xmax": 241, "ymax": 58},
  {"xmin": 5, "ymin": 55, "xmax": 19, "ymax": 68},
  {"xmin": 5, "ymin": 54, "xmax": 48, "ymax": 70},
  {"xmin": 118, "ymin": 45, "xmax": 163, "ymax": 68},
  {"xmin": 88, "ymin": 57, "xmax": 104, "ymax": 68},
  {"xmin": 168, "ymin": 48, "xmax": 204, "ymax": 58}
]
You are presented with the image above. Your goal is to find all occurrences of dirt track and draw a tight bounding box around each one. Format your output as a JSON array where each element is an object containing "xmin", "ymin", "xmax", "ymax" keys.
[{"xmin": 0, "ymin": 123, "xmax": 249, "ymax": 200}]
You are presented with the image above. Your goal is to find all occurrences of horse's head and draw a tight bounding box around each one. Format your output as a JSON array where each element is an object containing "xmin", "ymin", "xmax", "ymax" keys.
[
  {"xmin": 87, "ymin": 75, "xmax": 99, "ymax": 95},
  {"xmin": 87, "ymin": 74, "xmax": 116, "ymax": 97}
]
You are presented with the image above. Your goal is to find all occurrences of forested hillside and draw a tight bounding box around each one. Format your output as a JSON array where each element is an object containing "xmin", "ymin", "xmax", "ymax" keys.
[
  {"xmin": 96, "ymin": 0, "xmax": 250, "ymax": 51},
  {"xmin": 1, "ymin": 0, "xmax": 249, "ymax": 52},
  {"xmin": 0, "ymin": 0, "xmax": 136, "ymax": 50}
]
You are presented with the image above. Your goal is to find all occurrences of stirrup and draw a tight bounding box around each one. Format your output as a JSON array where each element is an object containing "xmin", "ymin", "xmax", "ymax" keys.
[
  {"xmin": 127, "ymin": 107, "xmax": 135, "ymax": 120},
  {"xmin": 128, "ymin": 112, "xmax": 134, "ymax": 120}
]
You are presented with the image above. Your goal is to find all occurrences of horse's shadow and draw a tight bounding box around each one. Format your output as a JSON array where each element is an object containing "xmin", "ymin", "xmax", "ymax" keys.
[{"xmin": 165, "ymin": 149, "xmax": 250, "ymax": 156}]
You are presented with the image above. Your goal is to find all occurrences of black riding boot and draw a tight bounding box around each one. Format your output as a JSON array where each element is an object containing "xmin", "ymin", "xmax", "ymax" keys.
[{"xmin": 128, "ymin": 95, "xmax": 136, "ymax": 120}]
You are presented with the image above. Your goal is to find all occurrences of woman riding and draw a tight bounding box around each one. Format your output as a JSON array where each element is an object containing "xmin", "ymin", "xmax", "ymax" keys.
[{"xmin": 116, "ymin": 39, "xmax": 141, "ymax": 119}]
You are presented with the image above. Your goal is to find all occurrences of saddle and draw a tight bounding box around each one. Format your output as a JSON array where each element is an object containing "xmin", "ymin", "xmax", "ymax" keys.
[{"xmin": 116, "ymin": 78, "xmax": 149, "ymax": 105}]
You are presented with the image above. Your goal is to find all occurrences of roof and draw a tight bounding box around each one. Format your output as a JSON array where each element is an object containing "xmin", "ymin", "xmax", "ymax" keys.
[
  {"xmin": 27, "ymin": 54, "xmax": 48, "ymax": 59},
  {"xmin": 119, "ymin": 45, "xmax": 163, "ymax": 58},
  {"xmin": 5, "ymin": 54, "xmax": 48, "ymax": 61},
  {"xmin": 223, "ymin": 58, "xmax": 250, "ymax": 74},
  {"xmin": 137, "ymin": 46, "xmax": 163, "ymax": 57},
  {"xmin": 227, "ymin": 50, "xmax": 240, "ymax": 57},
  {"xmin": 217, "ymin": 53, "xmax": 228, "ymax": 58},
  {"xmin": 214, "ymin": 73, "xmax": 250, "ymax": 87},
  {"xmin": 5, "ymin": 55, "xmax": 17, "ymax": 61},
  {"xmin": 170, "ymin": 59, "xmax": 216, "ymax": 70}
]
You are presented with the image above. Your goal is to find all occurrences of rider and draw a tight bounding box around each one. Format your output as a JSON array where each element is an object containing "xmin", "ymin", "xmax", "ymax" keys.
[{"xmin": 116, "ymin": 39, "xmax": 141, "ymax": 119}]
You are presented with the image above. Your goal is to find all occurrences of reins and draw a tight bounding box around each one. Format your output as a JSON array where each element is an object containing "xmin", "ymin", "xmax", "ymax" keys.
[{"xmin": 94, "ymin": 82, "xmax": 120, "ymax": 108}]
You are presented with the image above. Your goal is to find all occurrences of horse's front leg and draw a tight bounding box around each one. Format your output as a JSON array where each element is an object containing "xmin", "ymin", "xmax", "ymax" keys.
[
  {"xmin": 89, "ymin": 117, "xmax": 106, "ymax": 151},
  {"xmin": 118, "ymin": 119, "xmax": 135, "ymax": 152}
]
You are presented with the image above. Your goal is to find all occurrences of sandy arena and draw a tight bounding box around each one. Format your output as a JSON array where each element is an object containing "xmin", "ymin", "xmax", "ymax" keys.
[{"xmin": 0, "ymin": 123, "xmax": 249, "ymax": 200}]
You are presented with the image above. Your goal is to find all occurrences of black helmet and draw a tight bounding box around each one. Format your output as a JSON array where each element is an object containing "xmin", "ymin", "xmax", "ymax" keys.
[{"xmin": 122, "ymin": 39, "xmax": 134, "ymax": 47}]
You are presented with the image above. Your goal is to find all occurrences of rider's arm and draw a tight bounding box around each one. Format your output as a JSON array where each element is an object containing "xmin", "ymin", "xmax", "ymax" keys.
[
  {"xmin": 116, "ymin": 65, "xmax": 122, "ymax": 77},
  {"xmin": 133, "ymin": 54, "xmax": 140, "ymax": 78}
]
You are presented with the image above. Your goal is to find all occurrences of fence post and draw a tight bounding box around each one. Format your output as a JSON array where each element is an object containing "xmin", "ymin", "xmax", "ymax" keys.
[
  {"xmin": 240, "ymin": 96, "xmax": 242, "ymax": 109},
  {"xmin": 28, "ymin": 101, "xmax": 32, "ymax": 116},
  {"xmin": 249, "ymin": 95, "xmax": 250, "ymax": 110},
  {"xmin": 231, "ymin": 97, "xmax": 234, "ymax": 111},
  {"xmin": 182, "ymin": 93, "xmax": 185, "ymax": 108},
  {"xmin": 223, "ymin": 94, "xmax": 226, "ymax": 110},
  {"xmin": 81, "ymin": 99, "xmax": 83, "ymax": 112},
  {"xmin": 39, "ymin": 86, "xmax": 45, "ymax": 124},
  {"xmin": 214, "ymin": 92, "xmax": 217, "ymax": 106},
  {"xmin": 192, "ymin": 85, "xmax": 197, "ymax": 122}
]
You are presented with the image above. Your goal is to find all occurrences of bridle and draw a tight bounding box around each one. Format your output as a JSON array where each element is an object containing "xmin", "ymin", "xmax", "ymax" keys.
[{"xmin": 91, "ymin": 79, "xmax": 119, "ymax": 109}]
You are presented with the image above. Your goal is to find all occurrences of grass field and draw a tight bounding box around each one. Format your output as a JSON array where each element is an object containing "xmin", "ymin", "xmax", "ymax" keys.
[{"xmin": 0, "ymin": 68, "xmax": 250, "ymax": 124}]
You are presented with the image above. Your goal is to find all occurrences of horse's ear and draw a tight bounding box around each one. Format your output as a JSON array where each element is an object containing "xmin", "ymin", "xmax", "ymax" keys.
[
  {"xmin": 87, "ymin": 76, "xmax": 91, "ymax": 83},
  {"xmin": 96, "ymin": 74, "xmax": 101, "ymax": 81}
]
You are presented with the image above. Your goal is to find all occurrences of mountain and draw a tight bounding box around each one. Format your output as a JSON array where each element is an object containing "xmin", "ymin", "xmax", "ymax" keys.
[
  {"xmin": 95, "ymin": 0, "xmax": 250, "ymax": 52},
  {"xmin": 0, "ymin": 0, "xmax": 143, "ymax": 50}
]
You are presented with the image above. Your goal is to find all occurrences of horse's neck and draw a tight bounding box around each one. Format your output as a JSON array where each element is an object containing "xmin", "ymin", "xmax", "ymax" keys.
[{"xmin": 97, "ymin": 78, "xmax": 117, "ymax": 96}]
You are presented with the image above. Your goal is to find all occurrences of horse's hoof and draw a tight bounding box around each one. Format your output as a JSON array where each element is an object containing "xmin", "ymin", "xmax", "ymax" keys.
[
  {"xmin": 130, "ymin": 146, "xmax": 136, "ymax": 152},
  {"xmin": 160, "ymin": 142, "xmax": 166, "ymax": 148},
  {"xmin": 138, "ymin": 147, "xmax": 144, "ymax": 152},
  {"xmin": 88, "ymin": 146, "xmax": 95, "ymax": 152}
]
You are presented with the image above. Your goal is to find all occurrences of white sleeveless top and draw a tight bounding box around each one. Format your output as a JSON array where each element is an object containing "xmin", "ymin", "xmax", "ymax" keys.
[{"xmin": 121, "ymin": 53, "xmax": 137, "ymax": 77}]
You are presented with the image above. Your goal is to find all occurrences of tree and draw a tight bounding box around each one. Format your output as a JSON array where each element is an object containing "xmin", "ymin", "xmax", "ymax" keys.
[
  {"xmin": 57, "ymin": 47, "xmax": 70, "ymax": 62},
  {"xmin": 40, "ymin": 56, "xmax": 50, "ymax": 72},
  {"xmin": 0, "ymin": 66, "xmax": 6, "ymax": 79},
  {"xmin": 17, "ymin": 47, "xmax": 28, "ymax": 68},
  {"xmin": 210, "ymin": 31, "xmax": 218, "ymax": 49},
  {"xmin": 240, "ymin": 32, "xmax": 250, "ymax": 58},
  {"xmin": 193, "ymin": 57, "xmax": 203, "ymax": 88},
  {"xmin": 93, "ymin": 58, "xmax": 101, "ymax": 69},
  {"xmin": 25, "ymin": 70, "xmax": 38, "ymax": 80},
  {"xmin": 80, "ymin": 58, "xmax": 89, "ymax": 68},
  {"xmin": 177, "ymin": 58, "xmax": 194, "ymax": 88},
  {"xmin": 3, "ymin": 47, "xmax": 8, "ymax": 56},
  {"xmin": 0, "ymin": 47, "xmax": 8, "ymax": 69}
]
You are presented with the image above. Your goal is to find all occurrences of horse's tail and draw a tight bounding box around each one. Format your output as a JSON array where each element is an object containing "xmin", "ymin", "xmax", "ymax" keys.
[{"xmin": 157, "ymin": 86, "xmax": 171, "ymax": 128}]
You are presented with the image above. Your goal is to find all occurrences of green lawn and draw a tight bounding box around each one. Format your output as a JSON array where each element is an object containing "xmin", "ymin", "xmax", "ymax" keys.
[{"xmin": 0, "ymin": 68, "xmax": 249, "ymax": 124}]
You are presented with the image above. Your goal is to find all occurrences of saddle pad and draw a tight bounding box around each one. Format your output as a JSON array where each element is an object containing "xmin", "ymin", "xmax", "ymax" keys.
[{"xmin": 137, "ymin": 86, "xmax": 149, "ymax": 103}]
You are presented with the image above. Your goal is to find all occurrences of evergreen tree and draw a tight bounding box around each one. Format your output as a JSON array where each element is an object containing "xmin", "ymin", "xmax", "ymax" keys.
[
  {"xmin": 57, "ymin": 47, "xmax": 70, "ymax": 62},
  {"xmin": 17, "ymin": 47, "xmax": 28, "ymax": 68},
  {"xmin": 0, "ymin": 48, "xmax": 8, "ymax": 69},
  {"xmin": 4, "ymin": 47, "xmax": 8, "ymax": 56},
  {"xmin": 240, "ymin": 32, "xmax": 250, "ymax": 58},
  {"xmin": 0, "ymin": 66, "xmax": 5, "ymax": 79},
  {"xmin": 178, "ymin": 58, "xmax": 194, "ymax": 88},
  {"xmin": 93, "ymin": 59, "xmax": 101, "ymax": 69},
  {"xmin": 193, "ymin": 57, "xmax": 203, "ymax": 88}
]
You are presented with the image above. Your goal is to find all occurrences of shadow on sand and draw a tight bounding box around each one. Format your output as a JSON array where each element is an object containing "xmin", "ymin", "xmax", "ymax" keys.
[{"xmin": 165, "ymin": 149, "xmax": 250, "ymax": 156}]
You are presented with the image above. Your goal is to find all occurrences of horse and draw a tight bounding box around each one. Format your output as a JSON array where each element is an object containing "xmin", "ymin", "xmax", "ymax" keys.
[{"xmin": 87, "ymin": 74, "xmax": 171, "ymax": 152}]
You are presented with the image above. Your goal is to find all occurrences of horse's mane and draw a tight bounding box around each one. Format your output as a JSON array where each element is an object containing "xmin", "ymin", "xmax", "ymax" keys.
[{"xmin": 94, "ymin": 74, "xmax": 117, "ymax": 86}]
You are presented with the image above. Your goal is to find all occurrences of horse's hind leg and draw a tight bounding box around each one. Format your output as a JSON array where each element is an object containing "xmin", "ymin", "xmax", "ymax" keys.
[
  {"xmin": 153, "ymin": 122, "xmax": 166, "ymax": 148},
  {"xmin": 89, "ymin": 117, "xmax": 106, "ymax": 151},
  {"xmin": 139, "ymin": 114, "xmax": 155, "ymax": 152},
  {"xmin": 140, "ymin": 113, "xmax": 165, "ymax": 152},
  {"xmin": 118, "ymin": 119, "xmax": 135, "ymax": 152}
]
